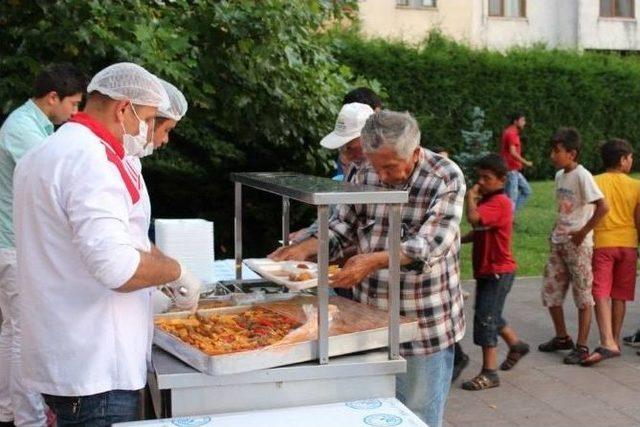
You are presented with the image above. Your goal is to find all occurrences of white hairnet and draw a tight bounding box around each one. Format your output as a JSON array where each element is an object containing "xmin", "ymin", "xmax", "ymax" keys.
[
  {"xmin": 157, "ymin": 79, "xmax": 188, "ymax": 121},
  {"xmin": 87, "ymin": 62, "xmax": 170, "ymax": 109}
]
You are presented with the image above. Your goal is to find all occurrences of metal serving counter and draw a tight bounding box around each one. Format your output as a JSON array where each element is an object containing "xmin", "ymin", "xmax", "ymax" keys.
[{"xmin": 147, "ymin": 172, "xmax": 410, "ymax": 418}]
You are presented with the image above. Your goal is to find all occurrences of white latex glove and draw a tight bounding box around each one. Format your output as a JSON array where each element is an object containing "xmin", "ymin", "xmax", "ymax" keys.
[
  {"xmin": 152, "ymin": 289, "xmax": 172, "ymax": 315},
  {"xmin": 168, "ymin": 263, "xmax": 202, "ymax": 312}
]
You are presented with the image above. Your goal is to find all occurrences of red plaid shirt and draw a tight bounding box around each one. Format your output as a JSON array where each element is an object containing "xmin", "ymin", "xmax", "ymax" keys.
[{"xmin": 327, "ymin": 148, "xmax": 466, "ymax": 355}]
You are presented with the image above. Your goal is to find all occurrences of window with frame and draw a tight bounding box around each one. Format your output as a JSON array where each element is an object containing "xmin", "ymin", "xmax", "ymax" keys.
[
  {"xmin": 600, "ymin": 0, "xmax": 635, "ymax": 18},
  {"xmin": 396, "ymin": 0, "xmax": 436, "ymax": 8},
  {"xmin": 489, "ymin": 0, "xmax": 526, "ymax": 18}
]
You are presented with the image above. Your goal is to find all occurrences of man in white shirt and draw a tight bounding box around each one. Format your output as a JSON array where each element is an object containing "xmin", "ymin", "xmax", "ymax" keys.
[
  {"xmin": 13, "ymin": 63, "xmax": 201, "ymax": 426},
  {"xmin": 0, "ymin": 63, "xmax": 86, "ymax": 427}
]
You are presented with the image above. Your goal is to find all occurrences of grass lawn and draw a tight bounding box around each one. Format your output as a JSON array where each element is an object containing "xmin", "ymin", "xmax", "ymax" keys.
[{"xmin": 459, "ymin": 179, "xmax": 556, "ymax": 280}]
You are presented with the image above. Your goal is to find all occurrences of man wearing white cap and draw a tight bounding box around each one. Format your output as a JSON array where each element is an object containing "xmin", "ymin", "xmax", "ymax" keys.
[
  {"xmin": 320, "ymin": 102, "xmax": 373, "ymax": 170},
  {"xmin": 288, "ymin": 102, "xmax": 374, "ymax": 246},
  {"xmin": 13, "ymin": 63, "xmax": 201, "ymax": 426}
]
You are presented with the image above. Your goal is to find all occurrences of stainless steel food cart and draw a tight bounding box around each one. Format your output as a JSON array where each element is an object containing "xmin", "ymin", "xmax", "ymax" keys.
[{"xmin": 148, "ymin": 172, "xmax": 409, "ymax": 417}]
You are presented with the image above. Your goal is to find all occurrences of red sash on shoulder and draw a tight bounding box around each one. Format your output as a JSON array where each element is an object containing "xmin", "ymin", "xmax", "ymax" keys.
[{"xmin": 68, "ymin": 113, "xmax": 140, "ymax": 204}]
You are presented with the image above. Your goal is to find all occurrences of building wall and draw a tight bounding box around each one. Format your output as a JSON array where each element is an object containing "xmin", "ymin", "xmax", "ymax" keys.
[
  {"xmin": 357, "ymin": 0, "xmax": 473, "ymax": 44},
  {"xmin": 577, "ymin": 0, "xmax": 640, "ymax": 50},
  {"xmin": 358, "ymin": 0, "xmax": 640, "ymax": 51},
  {"xmin": 470, "ymin": 0, "xmax": 578, "ymax": 50}
]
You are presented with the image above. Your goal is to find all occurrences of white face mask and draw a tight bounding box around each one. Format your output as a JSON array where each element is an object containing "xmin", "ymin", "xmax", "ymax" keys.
[
  {"xmin": 139, "ymin": 143, "xmax": 154, "ymax": 158},
  {"xmin": 121, "ymin": 104, "xmax": 152, "ymax": 157}
]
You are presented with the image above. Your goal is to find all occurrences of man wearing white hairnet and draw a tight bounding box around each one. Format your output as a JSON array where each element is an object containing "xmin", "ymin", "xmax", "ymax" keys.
[
  {"xmin": 145, "ymin": 79, "xmax": 188, "ymax": 156},
  {"xmin": 12, "ymin": 63, "xmax": 202, "ymax": 425},
  {"xmin": 125, "ymin": 78, "xmax": 189, "ymax": 314}
]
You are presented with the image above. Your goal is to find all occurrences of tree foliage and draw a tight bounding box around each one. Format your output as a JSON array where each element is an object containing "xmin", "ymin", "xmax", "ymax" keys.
[
  {"xmin": 0, "ymin": 0, "xmax": 358, "ymax": 257},
  {"xmin": 456, "ymin": 106, "xmax": 492, "ymax": 182}
]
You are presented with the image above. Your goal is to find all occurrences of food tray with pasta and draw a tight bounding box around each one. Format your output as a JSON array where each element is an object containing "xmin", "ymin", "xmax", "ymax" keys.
[
  {"xmin": 243, "ymin": 258, "xmax": 341, "ymax": 291},
  {"xmin": 155, "ymin": 307, "xmax": 301, "ymax": 355},
  {"xmin": 153, "ymin": 295, "xmax": 420, "ymax": 376}
]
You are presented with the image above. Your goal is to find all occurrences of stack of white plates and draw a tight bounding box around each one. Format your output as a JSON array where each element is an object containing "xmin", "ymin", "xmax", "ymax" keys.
[{"xmin": 154, "ymin": 219, "xmax": 214, "ymax": 284}]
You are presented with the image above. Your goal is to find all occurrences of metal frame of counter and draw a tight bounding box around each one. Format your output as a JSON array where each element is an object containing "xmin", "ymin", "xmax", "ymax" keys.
[{"xmin": 230, "ymin": 172, "xmax": 408, "ymax": 363}]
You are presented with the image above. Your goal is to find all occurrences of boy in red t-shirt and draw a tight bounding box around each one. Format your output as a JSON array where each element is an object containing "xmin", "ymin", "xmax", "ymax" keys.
[
  {"xmin": 500, "ymin": 112, "xmax": 533, "ymax": 213},
  {"xmin": 461, "ymin": 154, "xmax": 529, "ymax": 391}
]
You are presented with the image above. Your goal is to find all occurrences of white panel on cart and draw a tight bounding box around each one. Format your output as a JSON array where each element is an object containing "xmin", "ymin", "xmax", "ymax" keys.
[{"xmin": 114, "ymin": 397, "xmax": 427, "ymax": 427}]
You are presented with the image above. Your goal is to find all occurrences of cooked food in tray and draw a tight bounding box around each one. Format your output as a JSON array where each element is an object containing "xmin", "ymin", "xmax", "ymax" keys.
[{"xmin": 155, "ymin": 307, "xmax": 301, "ymax": 355}]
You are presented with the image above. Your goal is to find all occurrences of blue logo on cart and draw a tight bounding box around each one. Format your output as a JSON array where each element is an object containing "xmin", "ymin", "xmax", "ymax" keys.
[
  {"xmin": 363, "ymin": 413, "xmax": 403, "ymax": 426},
  {"xmin": 171, "ymin": 416, "xmax": 212, "ymax": 427},
  {"xmin": 345, "ymin": 399, "xmax": 383, "ymax": 410}
]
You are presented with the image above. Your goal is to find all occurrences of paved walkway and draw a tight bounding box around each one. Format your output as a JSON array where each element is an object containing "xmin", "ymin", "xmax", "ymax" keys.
[{"xmin": 445, "ymin": 277, "xmax": 640, "ymax": 427}]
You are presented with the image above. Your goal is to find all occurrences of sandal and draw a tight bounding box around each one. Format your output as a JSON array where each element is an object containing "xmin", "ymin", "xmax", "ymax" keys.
[
  {"xmin": 461, "ymin": 373, "xmax": 500, "ymax": 391},
  {"xmin": 538, "ymin": 336, "xmax": 574, "ymax": 352},
  {"xmin": 563, "ymin": 345, "xmax": 589, "ymax": 365},
  {"xmin": 581, "ymin": 346, "xmax": 621, "ymax": 367},
  {"xmin": 500, "ymin": 342, "xmax": 530, "ymax": 371}
]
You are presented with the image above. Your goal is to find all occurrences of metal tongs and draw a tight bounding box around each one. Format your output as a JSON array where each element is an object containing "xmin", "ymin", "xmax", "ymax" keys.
[{"xmin": 159, "ymin": 285, "xmax": 188, "ymax": 301}]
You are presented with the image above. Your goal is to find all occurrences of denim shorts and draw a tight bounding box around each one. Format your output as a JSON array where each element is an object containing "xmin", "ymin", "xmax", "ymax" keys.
[
  {"xmin": 43, "ymin": 389, "xmax": 140, "ymax": 427},
  {"xmin": 473, "ymin": 272, "xmax": 515, "ymax": 347}
]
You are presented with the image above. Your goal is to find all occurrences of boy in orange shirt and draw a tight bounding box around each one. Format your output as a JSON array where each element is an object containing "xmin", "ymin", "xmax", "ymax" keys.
[{"xmin": 583, "ymin": 139, "xmax": 640, "ymax": 366}]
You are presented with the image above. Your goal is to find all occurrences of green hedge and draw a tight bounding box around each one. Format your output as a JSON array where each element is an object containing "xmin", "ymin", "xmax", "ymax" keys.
[{"xmin": 333, "ymin": 32, "xmax": 640, "ymax": 179}]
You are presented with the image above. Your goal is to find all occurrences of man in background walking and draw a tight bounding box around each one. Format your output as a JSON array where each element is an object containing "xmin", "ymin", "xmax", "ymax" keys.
[{"xmin": 500, "ymin": 112, "xmax": 533, "ymax": 214}]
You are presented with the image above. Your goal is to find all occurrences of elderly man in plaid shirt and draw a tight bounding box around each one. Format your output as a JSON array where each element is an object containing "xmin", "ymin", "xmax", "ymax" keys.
[{"xmin": 270, "ymin": 110, "xmax": 466, "ymax": 427}]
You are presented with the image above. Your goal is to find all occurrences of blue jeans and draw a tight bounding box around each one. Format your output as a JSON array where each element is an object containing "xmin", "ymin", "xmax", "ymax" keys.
[
  {"xmin": 505, "ymin": 171, "xmax": 531, "ymax": 212},
  {"xmin": 43, "ymin": 389, "xmax": 140, "ymax": 426},
  {"xmin": 474, "ymin": 273, "xmax": 515, "ymax": 347},
  {"xmin": 396, "ymin": 346, "xmax": 454, "ymax": 427}
]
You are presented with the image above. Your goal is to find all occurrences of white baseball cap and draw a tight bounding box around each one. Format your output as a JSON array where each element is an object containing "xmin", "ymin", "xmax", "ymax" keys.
[{"xmin": 320, "ymin": 102, "xmax": 374, "ymax": 150}]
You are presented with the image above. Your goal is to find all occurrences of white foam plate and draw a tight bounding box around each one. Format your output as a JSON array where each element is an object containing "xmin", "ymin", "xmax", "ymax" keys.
[{"xmin": 244, "ymin": 258, "xmax": 318, "ymax": 291}]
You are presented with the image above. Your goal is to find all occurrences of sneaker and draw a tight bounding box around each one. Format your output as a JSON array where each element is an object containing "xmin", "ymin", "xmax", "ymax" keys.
[
  {"xmin": 538, "ymin": 336, "xmax": 575, "ymax": 352},
  {"xmin": 623, "ymin": 329, "xmax": 640, "ymax": 348},
  {"xmin": 451, "ymin": 353, "xmax": 469, "ymax": 382},
  {"xmin": 564, "ymin": 345, "xmax": 589, "ymax": 365}
]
